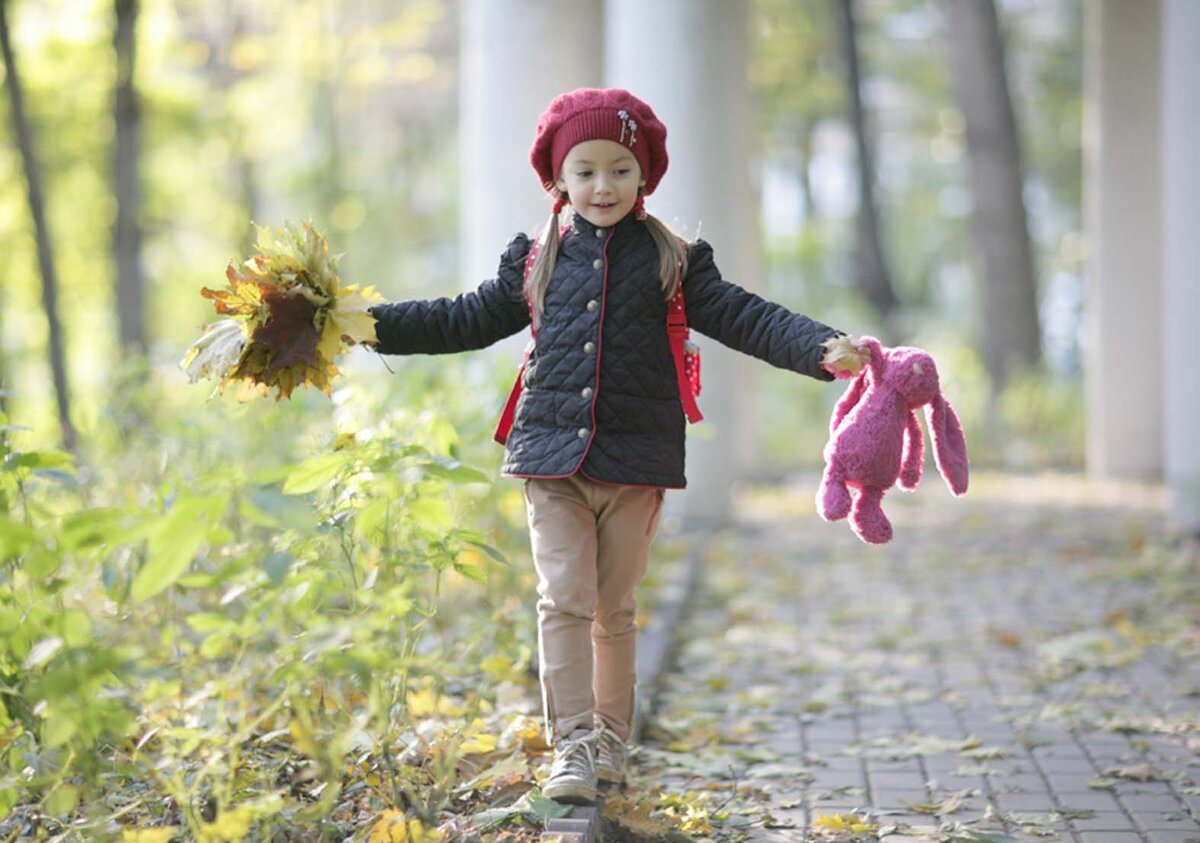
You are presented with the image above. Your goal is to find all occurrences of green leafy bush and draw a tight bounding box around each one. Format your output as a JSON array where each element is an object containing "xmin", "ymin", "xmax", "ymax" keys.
[{"xmin": 0, "ymin": 352, "xmax": 541, "ymax": 839}]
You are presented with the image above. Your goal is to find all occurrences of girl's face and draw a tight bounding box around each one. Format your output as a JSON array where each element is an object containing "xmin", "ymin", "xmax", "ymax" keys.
[{"xmin": 555, "ymin": 139, "xmax": 645, "ymax": 227}]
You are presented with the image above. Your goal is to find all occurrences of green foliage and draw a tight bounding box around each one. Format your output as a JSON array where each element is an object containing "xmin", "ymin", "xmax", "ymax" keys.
[
  {"xmin": 0, "ymin": 353, "xmax": 541, "ymax": 838},
  {"xmin": 0, "ymin": 0, "xmax": 459, "ymax": 446}
]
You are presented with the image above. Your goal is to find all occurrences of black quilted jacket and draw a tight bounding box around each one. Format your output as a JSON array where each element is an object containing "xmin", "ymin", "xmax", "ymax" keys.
[{"xmin": 369, "ymin": 211, "xmax": 841, "ymax": 488}]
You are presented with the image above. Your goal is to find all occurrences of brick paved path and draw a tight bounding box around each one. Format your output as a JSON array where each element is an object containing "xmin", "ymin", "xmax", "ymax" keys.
[{"xmin": 631, "ymin": 473, "xmax": 1200, "ymax": 843}]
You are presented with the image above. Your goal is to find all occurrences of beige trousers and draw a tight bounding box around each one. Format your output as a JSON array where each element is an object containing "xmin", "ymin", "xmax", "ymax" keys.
[{"xmin": 524, "ymin": 476, "xmax": 665, "ymax": 743}]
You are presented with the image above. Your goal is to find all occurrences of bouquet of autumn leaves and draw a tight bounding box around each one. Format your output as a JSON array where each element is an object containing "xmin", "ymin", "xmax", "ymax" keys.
[{"xmin": 181, "ymin": 222, "xmax": 381, "ymax": 400}]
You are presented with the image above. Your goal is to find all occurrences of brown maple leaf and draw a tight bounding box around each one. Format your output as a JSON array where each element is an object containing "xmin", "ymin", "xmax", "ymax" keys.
[{"xmin": 253, "ymin": 289, "xmax": 320, "ymax": 376}]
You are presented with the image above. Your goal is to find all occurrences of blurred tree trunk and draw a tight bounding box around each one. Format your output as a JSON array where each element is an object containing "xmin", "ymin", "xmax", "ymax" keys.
[
  {"xmin": 219, "ymin": 0, "xmax": 260, "ymax": 249},
  {"xmin": 313, "ymin": 4, "xmax": 345, "ymax": 227},
  {"xmin": 0, "ymin": 285, "xmax": 7, "ymax": 417},
  {"xmin": 114, "ymin": 0, "xmax": 146, "ymax": 354},
  {"xmin": 941, "ymin": 0, "xmax": 1042, "ymax": 388},
  {"xmin": 238, "ymin": 156, "xmax": 260, "ymax": 243},
  {"xmin": 834, "ymin": 0, "xmax": 899, "ymax": 338},
  {"xmin": 794, "ymin": 120, "xmax": 816, "ymax": 222},
  {"xmin": 1, "ymin": 0, "xmax": 77, "ymax": 451},
  {"xmin": 188, "ymin": 1, "xmax": 260, "ymax": 252}
]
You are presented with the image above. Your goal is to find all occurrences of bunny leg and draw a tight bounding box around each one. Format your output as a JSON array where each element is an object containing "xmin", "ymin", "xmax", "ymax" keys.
[
  {"xmin": 850, "ymin": 486, "xmax": 893, "ymax": 544},
  {"xmin": 817, "ymin": 463, "xmax": 852, "ymax": 521}
]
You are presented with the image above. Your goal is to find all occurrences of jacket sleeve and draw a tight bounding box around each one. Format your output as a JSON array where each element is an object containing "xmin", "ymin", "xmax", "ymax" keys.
[
  {"xmin": 682, "ymin": 239, "xmax": 842, "ymax": 381},
  {"xmin": 367, "ymin": 233, "xmax": 533, "ymax": 355}
]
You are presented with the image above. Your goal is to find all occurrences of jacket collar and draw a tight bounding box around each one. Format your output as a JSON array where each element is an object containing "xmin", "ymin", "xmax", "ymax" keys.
[{"xmin": 571, "ymin": 209, "xmax": 641, "ymax": 238}]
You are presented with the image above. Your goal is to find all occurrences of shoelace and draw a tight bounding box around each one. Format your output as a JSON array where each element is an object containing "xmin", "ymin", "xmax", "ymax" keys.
[{"xmin": 551, "ymin": 729, "xmax": 599, "ymax": 780}]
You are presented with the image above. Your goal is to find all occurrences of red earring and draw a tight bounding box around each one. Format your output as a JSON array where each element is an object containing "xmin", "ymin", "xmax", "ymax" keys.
[
  {"xmin": 552, "ymin": 195, "xmax": 566, "ymax": 215},
  {"xmin": 634, "ymin": 194, "xmax": 647, "ymax": 221}
]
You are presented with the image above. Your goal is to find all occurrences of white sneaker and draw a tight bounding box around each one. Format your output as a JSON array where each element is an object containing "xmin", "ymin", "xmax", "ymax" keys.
[
  {"xmin": 595, "ymin": 721, "xmax": 628, "ymax": 785},
  {"xmin": 542, "ymin": 727, "xmax": 600, "ymax": 804}
]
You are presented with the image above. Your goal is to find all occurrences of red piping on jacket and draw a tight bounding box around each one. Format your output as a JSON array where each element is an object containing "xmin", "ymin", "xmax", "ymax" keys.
[{"xmin": 498, "ymin": 226, "xmax": 610, "ymax": 481}]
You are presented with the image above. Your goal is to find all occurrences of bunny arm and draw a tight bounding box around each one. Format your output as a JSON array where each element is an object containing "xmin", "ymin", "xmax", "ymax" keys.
[
  {"xmin": 830, "ymin": 369, "xmax": 870, "ymax": 434},
  {"xmin": 898, "ymin": 408, "xmax": 924, "ymax": 491},
  {"xmin": 829, "ymin": 337, "xmax": 889, "ymax": 435},
  {"xmin": 859, "ymin": 336, "xmax": 888, "ymax": 385}
]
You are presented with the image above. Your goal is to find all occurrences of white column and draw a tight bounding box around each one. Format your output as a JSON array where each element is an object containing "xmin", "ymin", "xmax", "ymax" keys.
[
  {"xmin": 606, "ymin": 0, "xmax": 757, "ymax": 525},
  {"xmin": 460, "ymin": 0, "xmax": 603, "ymax": 289},
  {"xmin": 1162, "ymin": 0, "xmax": 1200, "ymax": 533},
  {"xmin": 1083, "ymin": 0, "xmax": 1163, "ymax": 480}
]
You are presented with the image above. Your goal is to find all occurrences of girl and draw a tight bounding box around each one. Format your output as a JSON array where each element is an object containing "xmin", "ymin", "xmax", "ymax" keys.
[{"xmin": 368, "ymin": 87, "xmax": 858, "ymax": 804}]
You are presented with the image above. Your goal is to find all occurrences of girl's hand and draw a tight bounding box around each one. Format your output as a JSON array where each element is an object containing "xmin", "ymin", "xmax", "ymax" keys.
[{"xmin": 821, "ymin": 335, "xmax": 871, "ymax": 378}]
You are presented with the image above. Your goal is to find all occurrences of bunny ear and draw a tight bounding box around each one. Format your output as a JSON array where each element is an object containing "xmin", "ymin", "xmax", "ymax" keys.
[{"xmin": 925, "ymin": 394, "xmax": 969, "ymax": 496}]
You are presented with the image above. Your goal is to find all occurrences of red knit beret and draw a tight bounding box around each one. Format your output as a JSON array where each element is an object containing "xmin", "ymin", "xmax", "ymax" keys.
[{"xmin": 530, "ymin": 87, "xmax": 669, "ymax": 198}]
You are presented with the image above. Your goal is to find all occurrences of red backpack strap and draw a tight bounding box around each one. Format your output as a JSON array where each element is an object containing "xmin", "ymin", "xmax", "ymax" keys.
[
  {"xmin": 492, "ymin": 349, "xmax": 529, "ymax": 445},
  {"xmin": 667, "ymin": 281, "xmax": 703, "ymax": 424},
  {"xmin": 492, "ymin": 225, "xmax": 567, "ymax": 445}
]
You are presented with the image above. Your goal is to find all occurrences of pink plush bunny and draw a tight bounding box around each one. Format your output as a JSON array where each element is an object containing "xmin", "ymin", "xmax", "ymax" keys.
[{"xmin": 818, "ymin": 337, "xmax": 969, "ymax": 544}]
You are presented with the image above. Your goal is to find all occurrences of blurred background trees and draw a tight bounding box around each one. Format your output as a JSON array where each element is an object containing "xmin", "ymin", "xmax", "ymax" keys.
[
  {"xmin": 113, "ymin": 0, "xmax": 146, "ymax": 356},
  {"xmin": 1, "ymin": 0, "xmax": 1084, "ymax": 468},
  {"xmin": 833, "ymin": 0, "xmax": 900, "ymax": 341},
  {"xmin": 942, "ymin": 0, "xmax": 1042, "ymax": 389},
  {"xmin": 752, "ymin": 0, "xmax": 1082, "ymax": 469},
  {"xmin": 2, "ymin": 0, "xmax": 77, "ymax": 450},
  {"xmin": 6, "ymin": 3, "xmax": 1198, "ymax": 833}
]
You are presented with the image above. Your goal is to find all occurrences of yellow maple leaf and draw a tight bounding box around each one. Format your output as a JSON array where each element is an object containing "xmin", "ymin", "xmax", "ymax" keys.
[
  {"xmin": 201, "ymin": 806, "xmax": 254, "ymax": 841},
  {"xmin": 121, "ymin": 829, "xmax": 179, "ymax": 843},
  {"xmin": 198, "ymin": 795, "xmax": 284, "ymax": 842},
  {"xmin": 459, "ymin": 718, "xmax": 499, "ymax": 755},
  {"xmin": 203, "ymin": 266, "xmax": 266, "ymax": 317},
  {"xmin": 459, "ymin": 735, "xmax": 499, "ymax": 755},
  {"xmin": 316, "ymin": 317, "xmax": 344, "ymax": 371},
  {"xmin": 406, "ymin": 680, "xmax": 465, "ymax": 717},
  {"xmin": 515, "ymin": 722, "xmax": 552, "ymax": 755},
  {"xmin": 407, "ymin": 685, "xmax": 439, "ymax": 717},
  {"xmin": 314, "ymin": 284, "xmax": 380, "ymax": 368},
  {"xmin": 678, "ymin": 804, "xmax": 713, "ymax": 834},
  {"xmin": 366, "ymin": 810, "xmax": 444, "ymax": 843},
  {"xmin": 812, "ymin": 812, "xmax": 874, "ymax": 834},
  {"xmin": 331, "ymin": 284, "xmax": 382, "ymax": 342}
]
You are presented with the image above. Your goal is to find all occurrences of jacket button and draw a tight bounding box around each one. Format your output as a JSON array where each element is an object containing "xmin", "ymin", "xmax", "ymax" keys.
[
  {"xmin": 584, "ymin": 341, "xmax": 596, "ymax": 354},
  {"xmin": 595, "ymin": 229, "xmax": 605, "ymax": 238},
  {"xmin": 577, "ymin": 427, "xmax": 589, "ymax": 439},
  {"xmin": 592, "ymin": 259, "xmax": 603, "ymax": 270},
  {"xmin": 581, "ymin": 386, "xmax": 593, "ymax": 399},
  {"xmin": 586, "ymin": 300, "xmax": 598, "ymax": 312}
]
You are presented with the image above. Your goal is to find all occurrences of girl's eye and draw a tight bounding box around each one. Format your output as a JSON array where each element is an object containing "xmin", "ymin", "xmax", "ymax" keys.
[
  {"xmin": 577, "ymin": 171, "xmax": 592, "ymax": 178},
  {"xmin": 616, "ymin": 169, "xmax": 630, "ymax": 175}
]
